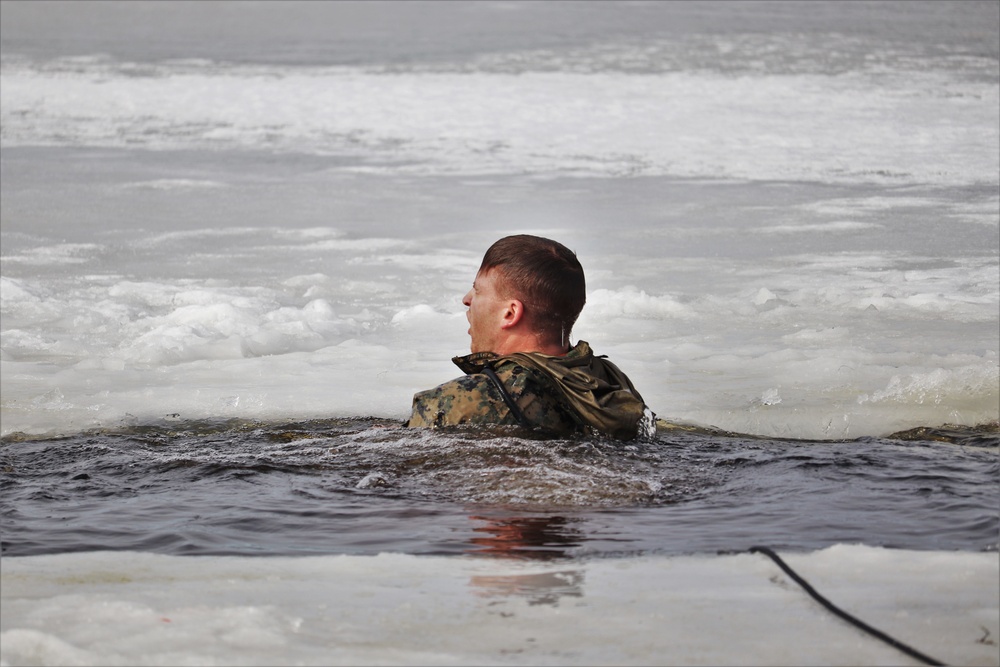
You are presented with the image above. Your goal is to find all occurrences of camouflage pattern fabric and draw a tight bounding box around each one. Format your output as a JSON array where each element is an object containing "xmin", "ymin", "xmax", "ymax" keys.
[{"xmin": 407, "ymin": 341, "xmax": 648, "ymax": 440}]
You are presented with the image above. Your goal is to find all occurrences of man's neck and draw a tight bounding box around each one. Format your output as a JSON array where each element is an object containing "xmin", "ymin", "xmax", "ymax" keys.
[{"xmin": 494, "ymin": 335, "xmax": 569, "ymax": 357}]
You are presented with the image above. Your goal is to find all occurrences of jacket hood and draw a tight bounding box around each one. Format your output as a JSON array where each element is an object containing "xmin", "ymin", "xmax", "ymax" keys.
[{"xmin": 453, "ymin": 341, "xmax": 647, "ymax": 440}]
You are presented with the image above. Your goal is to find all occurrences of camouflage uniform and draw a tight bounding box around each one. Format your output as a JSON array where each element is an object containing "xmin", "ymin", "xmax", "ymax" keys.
[{"xmin": 407, "ymin": 341, "xmax": 650, "ymax": 440}]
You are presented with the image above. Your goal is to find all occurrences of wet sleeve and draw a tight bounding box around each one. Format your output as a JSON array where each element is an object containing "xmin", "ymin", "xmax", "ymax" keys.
[{"xmin": 407, "ymin": 375, "xmax": 513, "ymax": 428}]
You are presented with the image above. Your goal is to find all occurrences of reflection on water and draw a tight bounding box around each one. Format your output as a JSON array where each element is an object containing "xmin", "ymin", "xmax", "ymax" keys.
[
  {"xmin": 467, "ymin": 515, "xmax": 586, "ymax": 604},
  {"xmin": 469, "ymin": 569, "xmax": 585, "ymax": 606},
  {"xmin": 467, "ymin": 515, "xmax": 584, "ymax": 560}
]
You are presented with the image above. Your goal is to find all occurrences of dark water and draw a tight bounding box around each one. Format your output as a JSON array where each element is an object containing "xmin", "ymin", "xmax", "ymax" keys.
[{"xmin": 2, "ymin": 419, "xmax": 996, "ymax": 559}]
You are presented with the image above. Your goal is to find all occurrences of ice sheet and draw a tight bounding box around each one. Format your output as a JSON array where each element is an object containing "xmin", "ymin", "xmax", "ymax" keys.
[{"xmin": 2, "ymin": 545, "xmax": 997, "ymax": 666}]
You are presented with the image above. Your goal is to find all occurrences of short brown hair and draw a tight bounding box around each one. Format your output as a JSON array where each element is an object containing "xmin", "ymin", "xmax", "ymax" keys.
[{"xmin": 479, "ymin": 235, "xmax": 586, "ymax": 340}]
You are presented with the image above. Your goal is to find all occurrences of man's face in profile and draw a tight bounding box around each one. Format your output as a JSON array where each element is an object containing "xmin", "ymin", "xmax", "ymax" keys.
[{"xmin": 462, "ymin": 268, "xmax": 508, "ymax": 354}]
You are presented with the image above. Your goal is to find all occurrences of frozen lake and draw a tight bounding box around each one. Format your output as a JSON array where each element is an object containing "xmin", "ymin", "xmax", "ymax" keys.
[{"xmin": 1, "ymin": 2, "xmax": 997, "ymax": 666}]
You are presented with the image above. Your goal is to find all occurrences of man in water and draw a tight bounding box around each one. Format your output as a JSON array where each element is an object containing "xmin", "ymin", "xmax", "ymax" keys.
[{"xmin": 407, "ymin": 234, "xmax": 652, "ymax": 440}]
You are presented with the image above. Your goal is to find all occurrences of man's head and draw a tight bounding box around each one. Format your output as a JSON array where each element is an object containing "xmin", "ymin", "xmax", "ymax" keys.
[{"xmin": 462, "ymin": 235, "xmax": 586, "ymax": 355}]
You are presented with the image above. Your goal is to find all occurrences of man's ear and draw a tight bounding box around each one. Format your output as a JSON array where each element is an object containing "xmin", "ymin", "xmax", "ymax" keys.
[{"xmin": 499, "ymin": 299, "xmax": 524, "ymax": 330}]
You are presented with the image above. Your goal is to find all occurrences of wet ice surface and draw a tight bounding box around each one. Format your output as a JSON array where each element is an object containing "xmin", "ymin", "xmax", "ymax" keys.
[
  {"xmin": 2, "ymin": 545, "xmax": 998, "ymax": 667},
  {"xmin": 2, "ymin": 154, "xmax": 997, "ymax": 440}
]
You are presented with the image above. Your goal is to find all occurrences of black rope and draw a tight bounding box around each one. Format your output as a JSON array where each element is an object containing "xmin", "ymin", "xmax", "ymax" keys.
[
  {"xmin": 482, "ymin": 366, "xmax": 529, "ymax": 428},
  {"xmin": 749, "ymin": 546, "xmax": 946, "ymax": 666}
]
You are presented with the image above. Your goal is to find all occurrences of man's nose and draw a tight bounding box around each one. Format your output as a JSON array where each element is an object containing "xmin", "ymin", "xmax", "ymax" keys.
[{"xmin": 462, "ymin": 289, "xmax": 473, "ymax": 307}]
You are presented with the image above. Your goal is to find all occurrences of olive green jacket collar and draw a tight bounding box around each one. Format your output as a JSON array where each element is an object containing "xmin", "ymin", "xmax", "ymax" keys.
[{"xmin": 452, "ymin": 341, "xmax": 647, "ymax": 440}]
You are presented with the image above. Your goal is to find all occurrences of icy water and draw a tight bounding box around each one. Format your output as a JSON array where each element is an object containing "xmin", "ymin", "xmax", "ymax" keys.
[
  {"xmin": 2, "ymin": 419, "xmax": 997, "ymax": 559},
  {"xmin": 1, "ymin": 3, "xmax": 998, "ymax": 664}
]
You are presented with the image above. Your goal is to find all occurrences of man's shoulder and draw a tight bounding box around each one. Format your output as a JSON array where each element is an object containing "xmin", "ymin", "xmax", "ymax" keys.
[
  {"xmin": 411, "ymin": 373, "xmax": 498, "ymax": 409},
  {"xmin": 407, "ymin": 341, "xmax": 646, "ymax": 439},
  {"xmin": 407, "ymin": 373, "xmax": 509, "ymax": 428},
  {"xmin": 406, "ymin": 362, "xmax": 568, "ymax": 430}
]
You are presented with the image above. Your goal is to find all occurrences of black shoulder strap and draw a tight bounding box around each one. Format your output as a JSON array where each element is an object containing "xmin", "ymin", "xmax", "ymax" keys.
[{"xmin": 481, "ymin": 366, "xmax": 529, "ymax": 428}]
